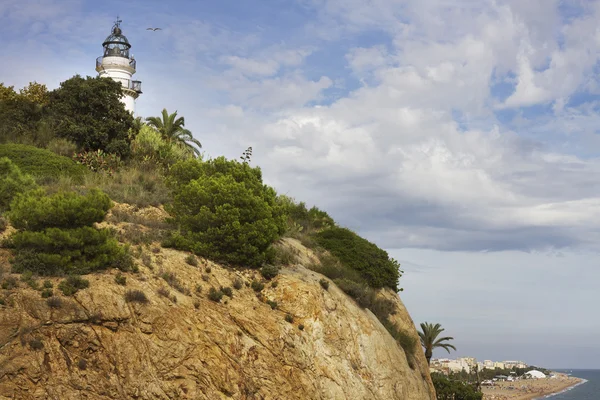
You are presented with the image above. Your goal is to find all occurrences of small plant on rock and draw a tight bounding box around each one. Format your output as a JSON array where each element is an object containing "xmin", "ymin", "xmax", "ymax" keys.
[
  {"xmin": 114, "ymin": 273, "xmax": 126, "ymax": 286},
  {"xmin": 319, "ymin": 278, "xmax": 329, "ymax": 290},
  {"xmin": 58, "ymin": 276, "xmax": 89, "ymax": 296},
  {"xmin": 185, "ymin": 254, "xmax": 198, "ymax": 266},
  {"xmin": 266, "ymin": 299, "xmax": 278, "ymax": 310},
  {"xmin": 221, "ymin": 286, "xmax": 233, "ymax": 298},
  {"xmin": 251, "ymin": 280, "xmax": 264, "ymax": 292},
  {"xmin": 46, "ymin": 296, "xmax": 63, "ymax": 309},
  {"xmin": 208, "ymin": 287, "xmax": 223, "ymax": 303},
  {"xmin": 124, "ymin": 289, "xmax": 149, "ymax": 304},
  {"xmin": 285, "ymin": 314, "xmax": 294, "ymax": 323},
  {"xmin": 260, "ymin": 265, "xmax": 279, "ymax": 280},
  {"xmin": 232, "ymin": 278, "xmax": 243, "ymax": 290}
]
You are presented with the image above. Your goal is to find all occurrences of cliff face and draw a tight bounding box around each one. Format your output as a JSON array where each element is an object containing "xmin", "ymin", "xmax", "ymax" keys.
[{"xmin": 0, "ymin": 207, "xmax": 435, "ymax": 400}]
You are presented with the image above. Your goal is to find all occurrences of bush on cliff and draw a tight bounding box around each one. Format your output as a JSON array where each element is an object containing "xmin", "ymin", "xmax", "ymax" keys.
[
  {"xmin": 164, "ymin": 157, "xmax": 286, "ymax": 267},
  {"xmin": 313, "ymin": 227, "xmax": 401, "ymax": 291},
  {"xmin": 5, "ymin": 189, "xmax": 131, "ymax": 275},
  {"xmin": 431, "ymin": 374, "xmax": 482, "ymax": 400},
  {"xmin": 0, "ymin": 157, "xmax": 37, "ymax": 212},
  {"xmin": 0, "ymin": 144, "xmax": 87, "ymax": 183},
  {"xmin": 8, "ymin": 189, "xmax": 111, "ymax": 231}
]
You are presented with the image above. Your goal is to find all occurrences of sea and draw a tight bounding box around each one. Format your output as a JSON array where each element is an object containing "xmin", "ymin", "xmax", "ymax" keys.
[{"xmin": 541, "ymin": 370, "xmax": 599, "ymax": 400}]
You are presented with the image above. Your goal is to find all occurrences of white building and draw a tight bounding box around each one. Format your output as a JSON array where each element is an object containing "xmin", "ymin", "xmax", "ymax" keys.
[
  {"xmin": 525, "ymin": 370, "xmax": 547, "ymax": 379},
  {"xmin": 96, "ymin": 18, "xmax": 142, "ymax": 114}
]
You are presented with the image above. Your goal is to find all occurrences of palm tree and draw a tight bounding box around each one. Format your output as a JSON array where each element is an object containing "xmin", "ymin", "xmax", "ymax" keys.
[
  {"xmin": 145, "ymin": 108, "xmax": 202, "ymax": 157},
  {"xmin": 418, "ymin": 322, "xmax": 456, "ymax": 365}
]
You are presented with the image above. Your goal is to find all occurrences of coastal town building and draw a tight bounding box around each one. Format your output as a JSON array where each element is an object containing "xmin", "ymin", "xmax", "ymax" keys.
[
  {"xmin": 96, "ymin": 18, "xmax": 142, "ymax": 114},
  {"xmin": 430, "ymin": 357, "xmax": 529, "ymax": 375}
]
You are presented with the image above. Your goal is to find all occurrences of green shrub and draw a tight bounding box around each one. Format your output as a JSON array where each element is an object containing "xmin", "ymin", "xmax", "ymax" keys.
[
  {"xmin": 45, "ymin": 75, "xmax": 133, "ymax": 158},
  {"xmin": 285, "ymin": 314, "xmax": 294, "ymax": 323},
  {"xmin": 266, "ymin": 299, "xmax": 278, "ymax": 310},
  {"xmin": 232, "ymin": 278, "xmax": 243, "ymax": 290},
  {"xmin": 0, "ymin": 157, "xmax": 37, "ymax": 212},
  {"xmin": 1, "ymin": 277, "xmax": 18, "ymax": 290},
  {"xmin": 195, "ymin": 284, "xmax": 202, "ymax": 294},
  {"xmin": 42, "ymin": 280, "xmax": 53, "ymax": 289},
  {"xmin": 185, "ymin": 254, "xmax": 198, "ymax": 266},
  {"xmin": 274, "ymin": 245, "xmax": 297, "ymax": 265},
  {"xmin": 74, "ymin": 149, "xmax": 123, "ymax": 175},
  {"xmin": 161, "ymin": 271, "xmax": 189, "ymax": 294},
  {"xmin": 58, "ymin": 275, "xmax": 89, "ymax": 296},
  {"xmin": 131, "ymin": 125, "xmax": 193, "ymax": 168},
  {"xmin": 298, "ymin": 324, "xmax": 304, "ymax": 331},
  {"xmin": 46, "ymin": 296, "xmax": 62, "ymax": 308},
  {"xmin": 157, "ymin": 287, "xmax": 171, "ymax": 298},
  {"xmin": 41, "ymin": 288, "xmax": 53, "ymax": 298},
  {"xmin": 114, "ymin": 273, "xmax": 126, "ymax": 286},
  {"xmin": 8, "ymin": 189, "xmax": 111, "ymax": 231},
  {"xmin": 314, "ymin": 227, "xmax": 401, "ymax": 290},
  {"xmin": 271, "ymin": 280, "xmax": 278, "ymax": 288},
  {"xmin": 0, "ymin": 144, "xmax": 87, "ymax": 183},
  {"xmin": 6, "ymin": 189, "xmax": 131, "ymax": 276},
  {"xmin": 221, "ymin": 286, "xmax": 233, "ymax": 298},
  {"xmin": 431, "ymin": 374, "xmax": 483, "ymax": 400},
  {"xmin": 8, "ymin": 227, "xmax": 132, "ymax": 275},
  {"xmin": 0, "ymin": 216, "xmax": 7, "ymax": 232},
  {"xmin": 164, "ymin": 157, "xmax": 286, "ymax": 268},
  {"xmin": 208, "ymin": 287, "xmax": 223, "ymax": 302},
  {"xmin": 260, "ymin": 265, "xmax": 279, "ymax": 280},
  {"xmin": 319, "ymin": 278, "xmax": 329, "ymax": 290},
  {"xmin": 333, "ymin": 278, "xmax": 376, "ymax": 308},
  {"xmin": 205, "ymin": 266, "xmax": 212, "ymax": 273},
  {"xmin": 251, "ymin": 280, "xmax": 264, "ymax": 292},
  {"xmin": 124, "ymin": 289, "xmax": 149, "ymax": 304},
  {"xmin": 277, "ymin": 195, "xmax": 335, "ymax": 234}
]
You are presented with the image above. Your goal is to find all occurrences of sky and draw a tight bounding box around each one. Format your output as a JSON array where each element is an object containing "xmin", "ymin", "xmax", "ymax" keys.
[{"xmin": 2, "ymin": 0, "xmax": 600, "ymax": 369}]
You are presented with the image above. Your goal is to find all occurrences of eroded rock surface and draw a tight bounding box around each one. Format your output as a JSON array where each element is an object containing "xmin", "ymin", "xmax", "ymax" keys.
[{"xmin": 0, "ymin": 210, "xmax": 434, "ymax": 400}]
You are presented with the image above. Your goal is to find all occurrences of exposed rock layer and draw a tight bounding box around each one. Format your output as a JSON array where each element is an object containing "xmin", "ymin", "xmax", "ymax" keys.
[{"xmin": 0, "ymin": 207, "xmax": 435, "ymax": 400}]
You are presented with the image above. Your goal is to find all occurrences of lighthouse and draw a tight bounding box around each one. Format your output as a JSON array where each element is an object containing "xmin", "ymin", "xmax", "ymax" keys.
[{"xmin": 96, "ymin": 18, "xmax": 142, "ymax": 114}]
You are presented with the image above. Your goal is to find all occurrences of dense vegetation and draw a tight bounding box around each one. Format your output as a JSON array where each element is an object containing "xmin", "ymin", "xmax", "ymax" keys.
[
  {"xmin": 5, "ymin": 189, "xmax": 131, "ymax": 275},
  {"xmin": 165, "ymin": 157, "xmax": 286, "ymax": 267},
  {"xmin": 0, "ymin": 75, "xmax": 410, "ymax": 364},
  {"xmin": 314, "ymin": 227, "xmax": 400, "ymax": 290},
  {"xmin": 0, "ymin": 157, "xmax": 37, "ymax": 212},
  {"xmin": 0, "ymin": 144, "xmax": 87, "ymax": 183},
  {"xmin": 432, "ymin": 374, "xmax": 483, "ymax": 400}
]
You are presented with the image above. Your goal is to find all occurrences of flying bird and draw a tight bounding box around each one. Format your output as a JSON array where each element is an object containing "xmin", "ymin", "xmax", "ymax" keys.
[{"xmin": 146, "ymin": 27, "xmax": 162, "ymax": 31}]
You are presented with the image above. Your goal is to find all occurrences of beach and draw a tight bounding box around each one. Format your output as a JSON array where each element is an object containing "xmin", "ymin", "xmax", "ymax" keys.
[{"xmin": 482, "ymin": 374, "xmax": 583, "ymax": 400}]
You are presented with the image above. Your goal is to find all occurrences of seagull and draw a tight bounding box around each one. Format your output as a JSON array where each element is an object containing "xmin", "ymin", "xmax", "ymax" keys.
[{"xmin": 146, "ymin": 27, "xmax": 162, "ymax": 31}]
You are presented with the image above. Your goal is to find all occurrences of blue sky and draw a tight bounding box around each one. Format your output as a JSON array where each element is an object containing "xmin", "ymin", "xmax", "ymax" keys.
[{"xmin": 3, "ymin": 0, "xmax": 600, "ymax": 369}]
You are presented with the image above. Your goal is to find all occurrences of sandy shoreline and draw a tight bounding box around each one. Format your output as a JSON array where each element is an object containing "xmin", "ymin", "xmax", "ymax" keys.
[{"xmin": 482, "ymin": 374, "xmax": 584, "ymax": 400}]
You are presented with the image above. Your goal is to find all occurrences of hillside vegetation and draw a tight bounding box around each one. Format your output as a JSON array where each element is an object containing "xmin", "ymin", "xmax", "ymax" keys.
[{"xmin": 0, "ymin": 76, "xmax": 413, "ymax": 363}]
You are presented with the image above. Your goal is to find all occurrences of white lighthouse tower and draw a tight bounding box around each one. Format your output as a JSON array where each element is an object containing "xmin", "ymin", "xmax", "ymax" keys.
[{"xmin": 96, "ymin": 18, "xmax": 142, "ymax": 114}]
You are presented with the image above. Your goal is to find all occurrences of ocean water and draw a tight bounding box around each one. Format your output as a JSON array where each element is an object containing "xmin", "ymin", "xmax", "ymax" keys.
[{"xmin": 542, "ymin": 370, "xmax": 599, "ymax": 400}]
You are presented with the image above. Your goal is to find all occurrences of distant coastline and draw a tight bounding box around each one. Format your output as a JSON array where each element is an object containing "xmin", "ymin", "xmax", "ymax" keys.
[{"xmin": 482, "ymin": 373, "xmax": 584, "ymax": 400}]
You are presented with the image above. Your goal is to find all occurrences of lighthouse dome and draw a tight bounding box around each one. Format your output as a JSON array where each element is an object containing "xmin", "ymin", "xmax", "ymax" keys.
[{"xmin": 102, "ymin": 22, "xmax": 131, "ymax": 58}]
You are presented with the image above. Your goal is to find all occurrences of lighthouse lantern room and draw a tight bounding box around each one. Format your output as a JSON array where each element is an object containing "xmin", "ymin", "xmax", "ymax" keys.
[{"xmin": 96, "ymin": 18, "xmax": 142, "ymax": 114}]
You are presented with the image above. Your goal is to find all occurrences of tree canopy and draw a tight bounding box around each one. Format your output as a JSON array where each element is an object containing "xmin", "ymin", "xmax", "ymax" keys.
[
  {"xmin": 418, "ymin": 322, "xmax": 457, "ymax": 365},
  {"xmin": 146, "ymin": 108, "xmax": 201, "ymax": 157},
  {"xmin": 45, "ymin": 75, "xmax": 134, "ymax": 157},
  {"xmin": 165, "ymin": 157, "xmax": 286, "ymax": 267}
]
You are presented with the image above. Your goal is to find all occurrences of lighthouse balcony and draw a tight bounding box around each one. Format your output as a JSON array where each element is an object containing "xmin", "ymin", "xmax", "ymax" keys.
[{"xmin": 129, "ymin": 80, "xmax": 142, "ymax": 94}]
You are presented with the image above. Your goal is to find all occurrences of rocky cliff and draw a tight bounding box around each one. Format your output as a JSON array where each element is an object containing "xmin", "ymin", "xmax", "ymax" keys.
[{"xmin": 0, "ymin": 205, "xmax": 435, "ymax": 400}]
